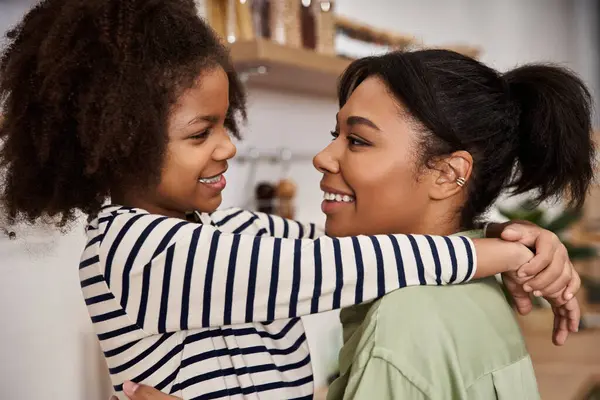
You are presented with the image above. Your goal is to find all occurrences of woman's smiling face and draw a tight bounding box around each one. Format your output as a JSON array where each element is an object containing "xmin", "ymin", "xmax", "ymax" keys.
[{"xmin": 313, "ymin": 77, "xmax": 434, "ymax": 237}]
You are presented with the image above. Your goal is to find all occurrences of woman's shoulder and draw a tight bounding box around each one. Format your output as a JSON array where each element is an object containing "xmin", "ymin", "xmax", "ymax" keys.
[
  {"xmin": 374, "ymin": 278, "xmax": 517, "ymax": 337},
  {"xmin": 343, "ymin": 281, "xmax": 535, "ymax": 398},
  {"xmin": 365, "ymin": 278, "xmax": 528, "ymax": 382}
]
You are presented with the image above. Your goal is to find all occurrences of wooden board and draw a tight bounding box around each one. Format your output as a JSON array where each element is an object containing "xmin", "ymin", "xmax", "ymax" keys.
[
  {"xmin": 230, "ymin": 39, "xmax": 351, "ymax": 98},
  {"xmin": 518, "ymin": 309, "xmax": 600, "ymax": 399}
]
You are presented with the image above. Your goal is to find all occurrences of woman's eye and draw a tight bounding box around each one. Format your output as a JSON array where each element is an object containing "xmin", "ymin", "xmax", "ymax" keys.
[
  {"xmin": 348, "ymin": 136, "xmax": 368, "ymax": 147},
  {"xmin": 330, "ymin": 130, "xmax": 339, "ymax": 140}
]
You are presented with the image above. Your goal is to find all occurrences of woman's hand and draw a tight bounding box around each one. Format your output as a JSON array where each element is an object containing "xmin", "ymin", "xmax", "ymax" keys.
[
  {"xmin": 490, "ymin": 221, "xmax": 582, "ymax": 345},
  {"xmin": 110, "ymin": 382, "xmax": 182, "ymax": 400},
  {"xmin": 502, "ymin": 271, "xmax": 580, "ymax": 345}
]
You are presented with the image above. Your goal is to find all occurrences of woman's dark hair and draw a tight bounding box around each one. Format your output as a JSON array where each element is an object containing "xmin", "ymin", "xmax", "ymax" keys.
[
  {"xmin": 338, "ymin": 50, "xmax": 596, "ymax": 228},
  {"xmin": 0, "ymin": 0, "xmax": 246, "ymax": 226}
]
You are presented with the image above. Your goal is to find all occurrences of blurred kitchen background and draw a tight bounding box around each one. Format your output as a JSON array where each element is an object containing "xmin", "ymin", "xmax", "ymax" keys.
[{"xmin": 1, "ymin": 0, "xmax": 599, "ymax": 399}]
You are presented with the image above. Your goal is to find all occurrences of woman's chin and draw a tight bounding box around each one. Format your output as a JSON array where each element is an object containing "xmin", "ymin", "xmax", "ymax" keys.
[{"xmin": 325, "ymin": 220, "xmax": 357, "ymax": 238}]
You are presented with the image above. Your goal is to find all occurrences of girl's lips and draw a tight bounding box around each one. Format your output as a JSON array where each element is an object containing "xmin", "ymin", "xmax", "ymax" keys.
[{"xmin": 199, "ymin": 174, "xmax": 226, "ymax": 191}]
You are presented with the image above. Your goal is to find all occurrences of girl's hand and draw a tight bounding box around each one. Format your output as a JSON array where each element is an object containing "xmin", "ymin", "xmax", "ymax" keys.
[
  {"xmin": 110, "ymin": 381, "xmax": 182, "ymax": 400},
  {"xmin": 498, "ymin": 221, "xmax": 580, "ymax": 301},
  {"xmin": 472, "ymin": 239, "xmax": 534, "ymax": 279}
]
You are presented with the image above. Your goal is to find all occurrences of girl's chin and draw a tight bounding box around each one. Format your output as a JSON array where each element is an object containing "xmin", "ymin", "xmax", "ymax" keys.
[{"xmin": 192, "ymin": 194, "xmax": 222, "ymax": 213}]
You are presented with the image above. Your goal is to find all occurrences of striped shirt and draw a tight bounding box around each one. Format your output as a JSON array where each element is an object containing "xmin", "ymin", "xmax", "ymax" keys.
[{"xmin": 79, "ymin": 205, "xmax": 477, "ymax": 399}]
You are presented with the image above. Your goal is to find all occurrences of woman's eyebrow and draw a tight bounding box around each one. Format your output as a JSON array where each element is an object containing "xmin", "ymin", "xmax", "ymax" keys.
[{"xmin": 346, "ymin": 115, "xmax": 381, "ymax": 131}]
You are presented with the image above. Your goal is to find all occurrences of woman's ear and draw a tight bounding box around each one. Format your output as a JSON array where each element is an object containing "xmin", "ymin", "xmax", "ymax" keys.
[{"xmin": 428, "ymin": 151, "xmax": 473, "ymax": 200}]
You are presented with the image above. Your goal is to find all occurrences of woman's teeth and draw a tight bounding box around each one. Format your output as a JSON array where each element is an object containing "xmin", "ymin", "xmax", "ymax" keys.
[
  {"xmin": 323, "ymin": 192, "xmax": 354, "ymax": 202},
  {"xmin": 199, "ymin": 175, "xmax": 222, "ymax": 184}
]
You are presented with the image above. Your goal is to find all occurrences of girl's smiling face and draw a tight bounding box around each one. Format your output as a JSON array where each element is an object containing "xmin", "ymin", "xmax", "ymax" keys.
[{"xmin": 119, "ymin": 67, "xmax": 237, "ymax": 218}]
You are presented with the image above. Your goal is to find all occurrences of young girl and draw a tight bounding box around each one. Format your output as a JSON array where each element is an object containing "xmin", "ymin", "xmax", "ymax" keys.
[
  {"xmin": 313, "ymin": 50, "xmax": 596, "ymax": 399},
  {"xmin": 0, "ymin": 1, "xmax": 580, "ymax": 399}
]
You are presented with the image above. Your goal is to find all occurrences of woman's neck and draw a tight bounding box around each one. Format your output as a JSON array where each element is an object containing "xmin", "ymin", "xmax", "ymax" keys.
[{"xmin": 407, "ymin": 205, "xmax": 464, "ymax": 236}]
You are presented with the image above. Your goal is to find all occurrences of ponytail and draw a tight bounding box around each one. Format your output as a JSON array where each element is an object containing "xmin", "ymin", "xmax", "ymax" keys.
[{"xmin": 504, "ymin": 65, "xmax": 595, "ymax": 207}]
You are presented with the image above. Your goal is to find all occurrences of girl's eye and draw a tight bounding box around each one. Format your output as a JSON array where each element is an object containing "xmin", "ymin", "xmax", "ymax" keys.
[
  {"xmin": 190, "ymin": 129, "xmax": 210, "ymax": 140},
  {"xmin": 330, "ymin": 130, "xmax": 339, "ymax": 140}
]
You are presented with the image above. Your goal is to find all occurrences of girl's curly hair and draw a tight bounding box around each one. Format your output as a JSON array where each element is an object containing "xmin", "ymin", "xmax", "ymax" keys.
[{"xmin": 0, "ymin": 0, "xmax": 246, "ymax": 227}]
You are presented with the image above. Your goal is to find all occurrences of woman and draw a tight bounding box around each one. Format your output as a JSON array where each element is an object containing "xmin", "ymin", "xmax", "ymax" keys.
[
  {"xmin": 0, "ymin": 1, "xmax": 579, "ymax": 399},
  {"xmin": 315, "ymin": 51, "xmax": 595, "ymax": 399},
  {"xmin": 109, "ymin": 46, "xmax": 592, "ymax": 400}
]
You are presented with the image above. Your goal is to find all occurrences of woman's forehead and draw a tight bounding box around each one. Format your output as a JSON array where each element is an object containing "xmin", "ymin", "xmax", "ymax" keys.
[{"xmin": 339, "ymin": 78, "xmax": 407, "ymax": 123}]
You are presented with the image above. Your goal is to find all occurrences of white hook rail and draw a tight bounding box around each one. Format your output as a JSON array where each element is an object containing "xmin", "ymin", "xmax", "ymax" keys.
[{"xmin": 234, "ymin": 148, "xmax": 314, "ymax": 164}]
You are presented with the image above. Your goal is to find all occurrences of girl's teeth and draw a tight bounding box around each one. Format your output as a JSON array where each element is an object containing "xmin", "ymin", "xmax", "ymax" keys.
[
  {"xmin": 335, "ymin": 194, "xmax": 342, "ymax": 202},
  {"xmin": 199, "ymin": 175, "xmax": 221, "ymax": 184},
  {"xmin": 342, "ymin": 195, "xmax": 351, "ymax": 202}
]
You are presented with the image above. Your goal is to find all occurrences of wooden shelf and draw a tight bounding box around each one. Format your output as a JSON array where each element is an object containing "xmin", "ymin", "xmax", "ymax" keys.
[
  {"xmin": 229, "ymin": 39, "xmax": 482, "ymax": 97},
  {"xmin": 335, "ymin": 15, "xmax": 415, "ymax": 49},
  {"xmin": 230, "ymin": 39, "xmax": 351, "ymax": 98}
]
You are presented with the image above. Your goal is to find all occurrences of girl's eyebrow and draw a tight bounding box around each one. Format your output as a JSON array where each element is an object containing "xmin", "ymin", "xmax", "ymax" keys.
[{"xmin": 188, "ymin": 114, "xmax": 219, "ymax": 126}]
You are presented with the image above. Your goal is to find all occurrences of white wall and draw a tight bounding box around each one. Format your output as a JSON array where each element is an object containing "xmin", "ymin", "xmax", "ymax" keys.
[
  {"xmin": 0, "ymin": 225, "xmax": 112, "ymax": 400},
  {"xmin": 1, "ymin": 0, "xmax": 598, "ymax": 398},
  {"xmin": 0, "ymin": 0, "xmax": 37, "ymax": 42}
]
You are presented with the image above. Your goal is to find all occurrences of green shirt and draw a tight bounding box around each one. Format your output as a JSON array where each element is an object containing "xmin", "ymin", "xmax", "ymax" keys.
[{"xmin": 328, "ymin": 231, "xmax": 540, "ymax": 400}]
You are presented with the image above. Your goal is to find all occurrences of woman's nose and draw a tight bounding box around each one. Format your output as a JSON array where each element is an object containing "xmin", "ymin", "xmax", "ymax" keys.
[{"xmin": 313, "ymin": 144, "xmax": 340, "ymax": 174}]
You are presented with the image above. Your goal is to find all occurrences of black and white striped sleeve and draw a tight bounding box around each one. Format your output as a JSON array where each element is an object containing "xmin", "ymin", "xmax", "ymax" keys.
[
  {"xmin": 253, "ymin": 211, "xmax": 322, "ymax": 239},
  {"xmin": 206, "ymin": 208, "xmax": 322, "ymax": 239},
  {"xmin": 100, "ymin": 213, "xmax": 476, "ymax": 334}
]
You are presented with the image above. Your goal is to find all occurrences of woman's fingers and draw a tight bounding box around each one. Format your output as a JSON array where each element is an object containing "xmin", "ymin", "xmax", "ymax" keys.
[
  {"xmin": 552, "ymin": 307, "xmax": 560, "ymax": 343},
  {"xmin": 564, "ymin": 267, "xmax": 581, "ymax": 301},
  {"xmin": 119, "ymin": 381, "xmax": 182, "ymax": 400},
  {"xmin": 550, "ymin": 298, "xmax": 581, "ymax": 346},
  {"xmin": 502, "ymin": 273, "xmax": 533, "ymax": 315},
  {"xmin": 512, "ymin": 289, "xmax": 534, "ymax": 316},
  {"xmin": 552, "ymin": 308, "xmax": 570, "ymax": 346},
  {"xmin": 563, "ymin": 297, "xmax": 581, "ymax": 333}
]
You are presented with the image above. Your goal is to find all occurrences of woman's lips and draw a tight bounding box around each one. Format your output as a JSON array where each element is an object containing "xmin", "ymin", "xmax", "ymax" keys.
[{"xmin": 321, "ymin": 191, "xmax": 355, "ymax": 214}]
